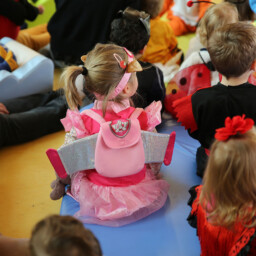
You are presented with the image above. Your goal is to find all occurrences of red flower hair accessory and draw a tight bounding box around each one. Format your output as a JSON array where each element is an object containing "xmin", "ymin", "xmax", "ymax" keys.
[{"xmin": 215, "ymin": 115, "xmax": 254, "ymax": 141}]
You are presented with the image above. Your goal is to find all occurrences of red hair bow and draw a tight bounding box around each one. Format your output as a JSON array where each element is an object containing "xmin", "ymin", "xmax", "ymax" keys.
[{"xmin": 215, "ymin": 115, "xmax": 254, "ymax": 141}]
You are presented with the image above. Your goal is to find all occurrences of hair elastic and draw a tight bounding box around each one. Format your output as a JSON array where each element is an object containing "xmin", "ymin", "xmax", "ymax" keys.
[{"xmin": 81, "ymin": 66, "xmax": 88, "ymax": 76}]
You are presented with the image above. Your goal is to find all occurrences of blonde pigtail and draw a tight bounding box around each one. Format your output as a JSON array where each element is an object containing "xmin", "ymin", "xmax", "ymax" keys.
[{"xmin": 61, "ymin": 66, "xmax": 84, "ymax": 110}]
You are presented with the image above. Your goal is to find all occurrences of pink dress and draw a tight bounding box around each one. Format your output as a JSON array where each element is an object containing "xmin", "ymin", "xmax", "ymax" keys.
[{"xmin": 61, "ymin": 99, "xmax": 170, "ymax": 226}]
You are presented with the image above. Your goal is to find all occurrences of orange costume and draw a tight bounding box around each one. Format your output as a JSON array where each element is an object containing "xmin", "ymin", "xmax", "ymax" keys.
[
  {"xmin": 141, "ymin": 17, "xmax": 180, "ymax": 64},
  {"xmin": 161, "ymin": 0, "xmax": 211, "ymax": 36},
  {"xmin": 16, "ymin": 24, "xmax": 50, "ymax": 51}
]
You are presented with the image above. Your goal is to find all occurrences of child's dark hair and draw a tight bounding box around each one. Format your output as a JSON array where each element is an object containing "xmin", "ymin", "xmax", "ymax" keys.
[
  {"xmin": 225, "ymin": 0, "xmax": 255, "ymax": 21},
  {"xmin": 29, "ymin": 215, "xmax": 102, "ymax": 256},
  {"xmin": 207, "ymin": 22, "xmax": 256, "ymax": 79},
  {"xmin": 110, "ymin": 7, "xmax": 150, "ymax": 54},
  {"xmin": 140, "ymin": 0, "xmax": 164, "ymax": 19}
]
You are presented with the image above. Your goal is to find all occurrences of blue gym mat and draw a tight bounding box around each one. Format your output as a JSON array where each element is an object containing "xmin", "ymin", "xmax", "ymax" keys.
[{"xmin": 60, "ymin": 115, "xmax": 202, "ymax": 256}]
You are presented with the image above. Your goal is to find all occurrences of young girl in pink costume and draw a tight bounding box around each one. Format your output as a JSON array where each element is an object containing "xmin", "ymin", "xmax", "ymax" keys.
[{"xmin": 60, "ymin": 43, "xmax": 170, "ymax": 227}]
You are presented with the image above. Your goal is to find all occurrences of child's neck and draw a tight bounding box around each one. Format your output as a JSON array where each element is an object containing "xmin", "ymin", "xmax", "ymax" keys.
[{"xmin": 221, "ymin": 70, "xmax": 252, "ymax": 86}]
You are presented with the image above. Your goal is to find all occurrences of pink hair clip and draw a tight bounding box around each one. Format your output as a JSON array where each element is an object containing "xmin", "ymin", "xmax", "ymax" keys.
[
  {"xmin": 215, "ymin": 115, "xmax": 254, "ymax": 141},
  {"xmin": 113, "ymin": 53, "xmax": 127, "ymax": 69},
  {"xmin": 110, "ymin": 48, "xmax": 135, "ymax": 98}
]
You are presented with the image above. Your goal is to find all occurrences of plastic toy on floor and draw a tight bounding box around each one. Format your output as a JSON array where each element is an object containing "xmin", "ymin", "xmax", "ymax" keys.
[
  {"xmin": 0, "ymin": 43, "xmax": 18, "ymax": 72},
  {"xmin": 0, "ymin": 37, "xmax": 53, "ymax": 101}
]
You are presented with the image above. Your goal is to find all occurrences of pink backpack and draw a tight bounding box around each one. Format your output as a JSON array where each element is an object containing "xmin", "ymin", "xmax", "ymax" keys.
[
  {"xmin": 83, "ymin": 108, "xmax": 145, "ymax": 178},
  {"xmin": 46, "ymin": 109, "xmax": 176, "ymax": 180}
]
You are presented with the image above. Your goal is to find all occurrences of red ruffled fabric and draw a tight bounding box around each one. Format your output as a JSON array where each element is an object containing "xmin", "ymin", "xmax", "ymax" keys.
[
  {"xmin": 172, "ymin": 94, "xmax": 198, "ymax": 133},
  {"xmin": 189, "ymin": 186, "xmax": 256, "ymax": 256}
]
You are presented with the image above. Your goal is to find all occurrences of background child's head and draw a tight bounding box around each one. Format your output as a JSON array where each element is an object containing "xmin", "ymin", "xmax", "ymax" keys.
[
  {"xmin": 207, "ymin": 22, "xmax": 256, "ymax": 79},
  {"xmin": 198, "ymin": 2, "xmax": 239, "ymax": 47},
  {"xmin": 200, "ymin": 116, "xmax": 256, "ymax": 228},
  {"xmin": 140, "ymin": 0, "xmax": 164, "ymax": 19},
  {"xmin": 29, "ymin": 215, "xmax": 102, "ymax": 256},
  {"xmin": 62, "ymin": 43, "xmax": 142, "ymax": 113},
  {"xmin": 109, "ymin": 7, "xmax": 150, "ymax": 55},
  {"xmin": 225, "ymin": 0, "xmax": 256, "ymax": 21}
]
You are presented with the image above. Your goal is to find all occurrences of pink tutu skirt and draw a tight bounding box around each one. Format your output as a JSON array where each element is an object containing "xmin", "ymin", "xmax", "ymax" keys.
[{"xmin": 70, "ymin": 167, "xmax": 170, "ymax": 227}]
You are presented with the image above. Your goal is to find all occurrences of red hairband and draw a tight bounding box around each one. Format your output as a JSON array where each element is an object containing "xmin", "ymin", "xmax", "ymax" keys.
[{"xmin": 215, "ymin": 115, "xmax": 254, "ymax": 141}]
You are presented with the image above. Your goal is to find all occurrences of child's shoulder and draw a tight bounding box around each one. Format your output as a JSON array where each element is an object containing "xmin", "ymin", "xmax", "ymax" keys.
[
  {"xmin": 194, "ymin": 82, "xmax": 256, "ymax": 98},
  {"xmin": 193, "ymin": 83, "xmax": 222, "ymax": 96},
  {"xmin": 189, "ymin": 84, "xmax": 225, "ymax": 108}
]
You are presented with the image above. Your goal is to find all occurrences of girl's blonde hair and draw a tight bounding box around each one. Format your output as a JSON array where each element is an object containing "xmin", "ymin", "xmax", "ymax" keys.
[
  {"xmin": 61, "ymin": 43, "xmax": 134, "ymax": 115},
  {"xmin": 200, "ymin": 127, "xmax": 256, "ymax": 228},
  {"xmin": 198, "ymin": 2, "xmax": 239, "ymax": 47}
]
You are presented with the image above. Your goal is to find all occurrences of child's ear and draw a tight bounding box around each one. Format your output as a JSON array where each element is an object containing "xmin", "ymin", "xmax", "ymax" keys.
[
  {"xmin": 122, "ymin": 83, "xmax": 131, "ymax": 96},
  {"xmin": 81, "ymin": 55, "xmax": 87, "ymax": 63},
  {"xmin": 121, "ymin": 80, "xmax": 136, "ymax": 97},
  {"xmin": 251, "ymin": 60, "xmax": 256, "ymax": 71}
]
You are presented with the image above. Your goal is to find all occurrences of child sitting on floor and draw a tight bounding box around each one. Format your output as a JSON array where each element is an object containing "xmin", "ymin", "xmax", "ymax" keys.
[
  {"xmin": 164, "ymin": 2, "xmax": 239, "ymax": 117},
  {"xmin": 109, "ymin": 7, "xmax": 166, "ymax": 109},
  {"xmin": 185, "ymin": 2, "xmax": 239, "ymax": 58},
  {"xmin": 139, "ymin": 0, "xmax": 183, "ymax": 66},
  {"xmin": 173, "ymin": 22, "xmax": 256, "ymax": 177},
  {"xmin": 50, "ymin": 43, "xmax": 170, "ymax": 226},
  {"xmin": 188, "ymin": 115, "xmax": 256, "ymax": 256},
  {"xmin": 0, "ymin": 215, "xmax": 102, "ymax": 256}
]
